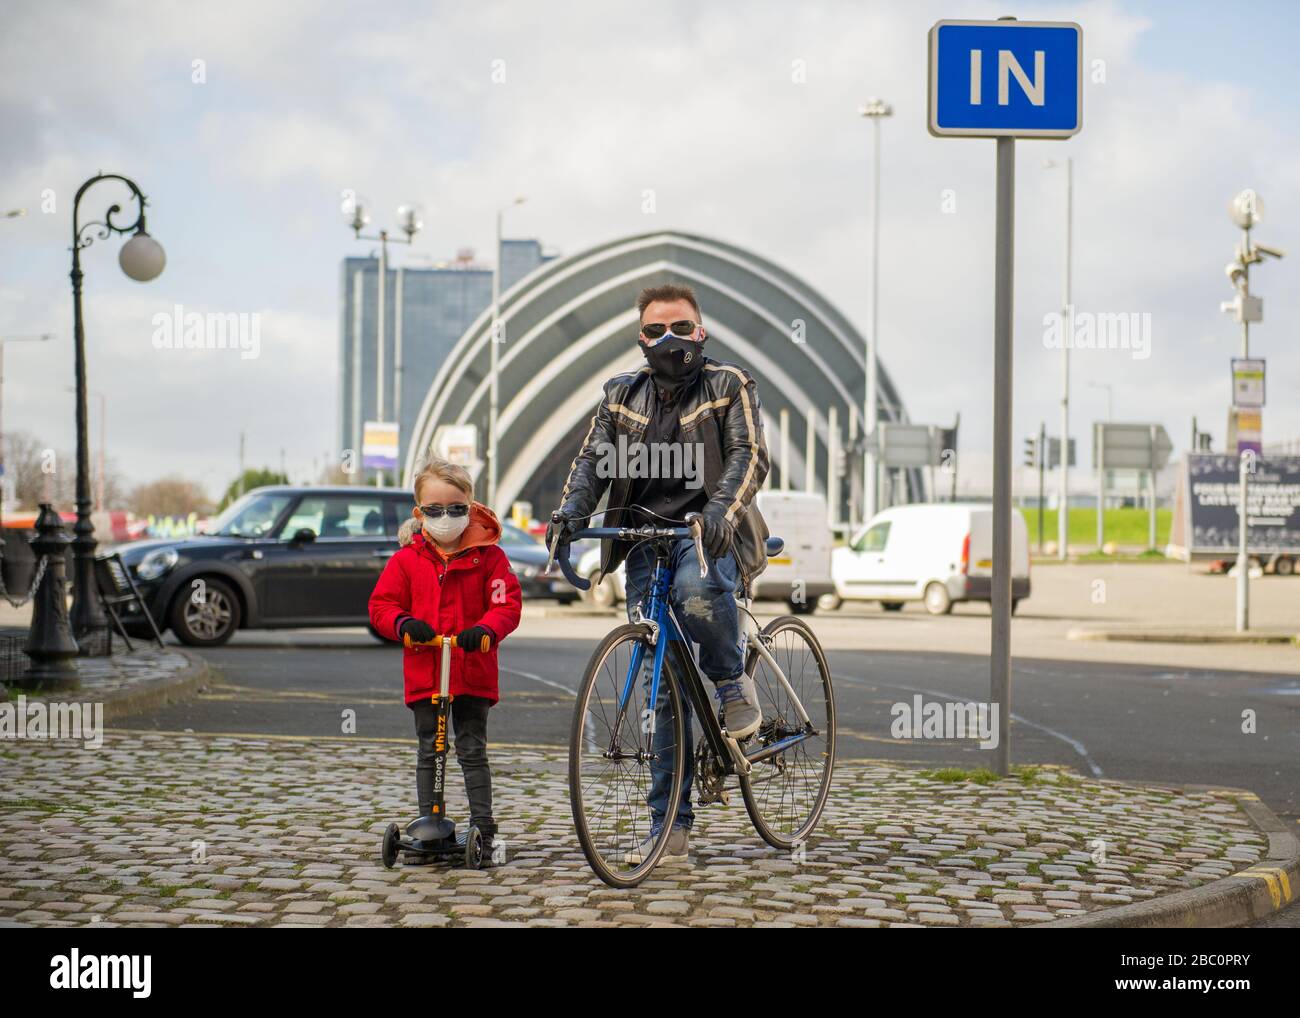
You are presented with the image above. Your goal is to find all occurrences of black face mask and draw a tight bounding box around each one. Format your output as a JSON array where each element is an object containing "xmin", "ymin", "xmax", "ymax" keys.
[{"xmin": 641, "ymin": 336, "xmax": 706, "ymax": 389}]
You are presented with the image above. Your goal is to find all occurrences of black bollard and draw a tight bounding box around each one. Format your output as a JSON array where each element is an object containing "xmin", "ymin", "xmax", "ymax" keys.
[{"xmin": 19, "ymin": 504, "xmax": 80, "ymax": 692}]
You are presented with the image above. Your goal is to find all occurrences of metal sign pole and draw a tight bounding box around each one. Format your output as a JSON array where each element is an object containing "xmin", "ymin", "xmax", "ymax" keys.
[
  {"xmin": 1236, "ymin": 222, "xmax": 1251, "ymax": 632},
  {"xmin": 991, "ymin": 135, "xmax": 1015, "ymax": 777}
]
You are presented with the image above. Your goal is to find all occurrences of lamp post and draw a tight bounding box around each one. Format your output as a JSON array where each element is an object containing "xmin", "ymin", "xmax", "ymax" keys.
[
  {"xmin": 859, "ymin": 98, "xmax": 892, "ymax": 523},
  {"xmin": 64, "ymin": 386, "xmax": 106, "ymax": 511},
  {"xmin": 1044, "ymin": 157, "xmax": 1073, "ymax": 559},
  {"xmin": 1221, "ymin": 189, "xmax": 1284, "ymax": 632},
  {"xmin": 488, "ymin": 196, "xmax": 527, "ymax": 514},
  {"xmin": 346, "ymin": 199, "xmax": 422, "ymax": 487},
  {"xmin": 70, "ymin": 174, "xmax": 165, "ymax": 654}
]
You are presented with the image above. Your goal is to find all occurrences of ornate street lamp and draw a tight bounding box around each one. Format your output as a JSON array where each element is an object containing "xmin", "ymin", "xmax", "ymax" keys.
[
  {"xmin": 69, "ymin": 173, "xmax": 165, "ymax": 655},
  {"xmin": 344, "ymin": 197, "xmax": 422, "ymax": 487}
]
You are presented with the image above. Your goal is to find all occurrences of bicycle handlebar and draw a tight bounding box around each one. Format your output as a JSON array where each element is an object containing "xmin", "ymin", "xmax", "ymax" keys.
[{"xmin": 546, "ymin": 511, "xmax": 707, "ymax": 591}]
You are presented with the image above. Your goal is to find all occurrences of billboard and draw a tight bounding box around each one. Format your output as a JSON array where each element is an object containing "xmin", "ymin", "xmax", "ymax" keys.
[
  {"xmin": 1184, "ymin": 454, "xmax": 1300, "ymax": 554},
  {"xmin": 362, "ymin": 421, "xmax": 400, "ymax": 471}
]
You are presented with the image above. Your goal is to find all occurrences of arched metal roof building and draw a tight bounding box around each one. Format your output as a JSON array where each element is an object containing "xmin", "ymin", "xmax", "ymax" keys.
[{"xmin": 404, "ymin": 230, "xmax": 917, "ymax": 518}]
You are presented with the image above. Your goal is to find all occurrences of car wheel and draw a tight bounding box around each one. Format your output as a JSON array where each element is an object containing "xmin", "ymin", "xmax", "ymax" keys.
[
  {"xmin": 817, "ymin": 592, "xmax": 842, "ymax": 611},
  {"xmin": 1275, "ymin": 556, "xmax": 1295, "ymax": 577},
  {"xmin": 170, "ymin": 576, "xmax": 241, "ymax": 646},
  {"xmin": 880, "ymin": 601, "xmax": 904, "ymax": 612},
  {"xmin": 923, "ymin": 582, "xmax": 953, "ymax": 616}
]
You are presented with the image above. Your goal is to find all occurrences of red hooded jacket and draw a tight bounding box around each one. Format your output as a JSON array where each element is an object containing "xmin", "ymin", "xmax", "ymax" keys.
[{"xmin": 368, "ymin": 502, "xmax": 522, "ymax": 706}]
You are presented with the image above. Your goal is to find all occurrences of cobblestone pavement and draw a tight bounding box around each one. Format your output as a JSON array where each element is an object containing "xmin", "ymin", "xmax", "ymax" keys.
[{"xmin": 0, "ymin": 731, "xmax": 1268, "ymax": 928}]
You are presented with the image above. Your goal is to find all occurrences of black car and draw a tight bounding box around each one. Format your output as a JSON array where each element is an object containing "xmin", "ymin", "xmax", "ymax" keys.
[{"xmin": 115, "ymin": 485, "xmax": 570, "ymax": 647}]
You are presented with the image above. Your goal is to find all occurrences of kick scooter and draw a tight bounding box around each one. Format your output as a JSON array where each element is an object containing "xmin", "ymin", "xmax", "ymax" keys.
[{"xmin": 380, "ymin": 632, "xmax": 487, "ymax": 869}]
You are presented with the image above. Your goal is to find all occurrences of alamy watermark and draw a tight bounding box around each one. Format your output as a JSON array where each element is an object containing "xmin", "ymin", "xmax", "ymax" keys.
[
  {"xmin": 1043, "ymin": 304, "xmax": 1151, "ymax": 361},
  {"xmin": 594, "ymin": 436, "xmax": 703, "ymax": 488},
  {"xmin": 890, "ymin": 694, "xmax": 999, "ymax": 749},
  {"xmin": 151, "ymin": 304, "xmax": 261, "ymax": 360},
  {"xmin": 1, "ymin": 696, "xmax": 103, "ymax": 749}
]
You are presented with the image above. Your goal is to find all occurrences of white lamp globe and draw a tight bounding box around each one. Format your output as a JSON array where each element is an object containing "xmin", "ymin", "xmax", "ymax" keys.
[{"xmin": 119, "ymin": 231, "xmax": 166, "ymax": 282}]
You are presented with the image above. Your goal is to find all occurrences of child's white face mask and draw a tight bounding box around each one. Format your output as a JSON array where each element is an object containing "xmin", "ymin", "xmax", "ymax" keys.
[{"xmin": 422, "ymin": 513, "xmax": 470, "ymax": 543}]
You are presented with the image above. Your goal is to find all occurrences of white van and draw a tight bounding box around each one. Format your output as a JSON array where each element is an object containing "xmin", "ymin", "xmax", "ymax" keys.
[
  {"xmin": 748, "ymin": 491, "xmax": 834, "ymax": 614},
  {"xmin": 577, "ymin": 490, "xmax": 834, "ymax": 614},
  {"xmin": 827, "ymin": 503, "xmax": 1030, "ymax": 614}
]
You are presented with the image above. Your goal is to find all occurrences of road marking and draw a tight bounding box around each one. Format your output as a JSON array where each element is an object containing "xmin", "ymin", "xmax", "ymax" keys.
[
  {"xmin": 833, "ymin": 672, "xmax": 1105, "ymax": 777},
  {"xmin": 502, "ymin": 666, "xmax": 578, "ymax": 697},
  {"xmin": 1231, "ymin": 867, "xmax": 1294, "ymax": 908}
]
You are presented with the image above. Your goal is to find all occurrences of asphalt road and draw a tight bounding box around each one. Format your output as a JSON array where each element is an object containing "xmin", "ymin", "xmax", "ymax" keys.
[{"xmin": 120, "ymin": 627, "xmax": 1300, "ymax": 927}]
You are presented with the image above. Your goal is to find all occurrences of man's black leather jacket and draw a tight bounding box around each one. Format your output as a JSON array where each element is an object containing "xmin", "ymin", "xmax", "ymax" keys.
[{"xmin": 558, "ymin": 357, "xmax": 771, "ymax": 592}]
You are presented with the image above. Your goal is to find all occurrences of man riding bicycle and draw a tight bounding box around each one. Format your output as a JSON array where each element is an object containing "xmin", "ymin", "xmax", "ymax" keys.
[{"xmin": 547, "ymin": 283, "xmax": 771, "ymax": 862}]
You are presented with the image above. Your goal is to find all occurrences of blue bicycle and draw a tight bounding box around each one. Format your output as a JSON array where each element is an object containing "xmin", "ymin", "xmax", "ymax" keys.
[{"xmin": 550, "ymin": 511, "xmax": 837, "ymax": 888}]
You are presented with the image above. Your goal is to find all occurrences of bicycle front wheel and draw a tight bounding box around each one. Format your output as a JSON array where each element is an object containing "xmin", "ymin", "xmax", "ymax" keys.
[
  {"xmin": 740, "ymin": 615, "xmax": 836, "ymax": 850},
  {"xmin": 569, "ymin": 623, "xmax": 686, "ymax": 888}
]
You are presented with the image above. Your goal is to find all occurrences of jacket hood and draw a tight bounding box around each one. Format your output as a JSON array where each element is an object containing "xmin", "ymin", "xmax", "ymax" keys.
[{"xmin": 397, "ymin": 500, "xmax": 502, "ymax": 552}]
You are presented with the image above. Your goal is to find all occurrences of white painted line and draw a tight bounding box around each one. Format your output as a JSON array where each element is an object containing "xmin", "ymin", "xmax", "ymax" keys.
[{"xmin": 834, "ymin": 672, "xmax": 1105, "ymax": 777}]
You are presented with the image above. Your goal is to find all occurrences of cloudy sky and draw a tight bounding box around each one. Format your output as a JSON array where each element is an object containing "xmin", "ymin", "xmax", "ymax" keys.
[{"xmin": 3, "ymin": 0, "xmax": 1298, "ymax": 502}]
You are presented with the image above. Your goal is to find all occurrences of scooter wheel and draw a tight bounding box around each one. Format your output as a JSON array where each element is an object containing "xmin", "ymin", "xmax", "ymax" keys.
[
  {"xmin": 381, "ymin": 823, "xmax": 400, "ymax": 869},
  {"xmin": 464, "ymin": 825, "xmax": 484, "ymax": 869}
]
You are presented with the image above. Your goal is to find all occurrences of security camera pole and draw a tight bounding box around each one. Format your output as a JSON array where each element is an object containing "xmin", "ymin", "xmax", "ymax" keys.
[
  {"xmin": 929, "ymin": 16, "xmax": 1082, "ymax": 776},
  {"xmin": 1221, "ymin": 189, "xmax": 1284, "ymax": 632}
]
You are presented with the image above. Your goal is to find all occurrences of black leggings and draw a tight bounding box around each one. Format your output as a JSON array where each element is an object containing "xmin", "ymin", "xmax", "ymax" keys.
[{"xmin": 411, "ymin": 695, "xmax": 494, "ymax": 835}]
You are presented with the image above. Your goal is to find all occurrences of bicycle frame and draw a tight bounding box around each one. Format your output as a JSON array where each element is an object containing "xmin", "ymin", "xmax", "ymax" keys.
[{"xmin": 616, "ymin": 542, "xmax": 819, "ymax": 775}]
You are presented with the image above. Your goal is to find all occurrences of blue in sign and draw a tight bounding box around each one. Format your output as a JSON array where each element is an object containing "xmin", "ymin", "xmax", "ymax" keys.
[{"xmin": 929, "ymin": 20, "xmax": 1081, "ymax": 138}]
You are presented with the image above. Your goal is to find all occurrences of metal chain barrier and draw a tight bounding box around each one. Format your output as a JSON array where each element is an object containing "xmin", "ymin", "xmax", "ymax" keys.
[{"xmin": 0, "ymin": 553, "xmax": 49, "ymax": 609}]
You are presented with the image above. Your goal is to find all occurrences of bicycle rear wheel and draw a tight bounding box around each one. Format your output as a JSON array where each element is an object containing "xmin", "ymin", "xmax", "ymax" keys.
[
  {"xmin": 740, "ymin": 615, "xmax": 836, "ymax": 850},
  {"xmin": 569, "ymin": 623, "xmax": 686, "ymax": 888}
]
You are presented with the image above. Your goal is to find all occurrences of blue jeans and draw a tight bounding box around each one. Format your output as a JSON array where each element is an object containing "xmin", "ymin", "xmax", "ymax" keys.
[{"xmin": 624, "ymin": 538, "xmax": 745, "ymax": 833}]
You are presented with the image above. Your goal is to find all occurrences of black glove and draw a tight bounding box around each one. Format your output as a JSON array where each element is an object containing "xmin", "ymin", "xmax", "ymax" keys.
[
  {"xmin": 545, "ymin": 507, "xmax": 582, "ymax": 552},
  {"xmin": 699, "ymin": 505, "xmax": 736, "ymax": 560},
  {"xmin": 457, "ymin": 625, "xmax": 494, "ymax": 653},
  {"xmin": 399, "ymin": 617, "xmax": 436, "ymax": 645}
]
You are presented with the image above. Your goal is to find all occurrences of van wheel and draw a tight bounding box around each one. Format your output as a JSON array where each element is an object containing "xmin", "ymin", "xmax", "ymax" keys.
[
  {"xmin": 789, "ymin": 598, "xmax": 816, "ymax": 615},
  {"xmin": 817, "ymin": 593, "xmax": 842, "ymax": 611},
  {"xmin": 923, "ymin": 583, "xmax": 952, "ymax": 616},
  {"xmin": 880, "ymin": 602, "xmax": 904, "ymax": 612},
  {"xmin": 1276, "ymin": 556, "xmax": 1295, "ymax": 577}
]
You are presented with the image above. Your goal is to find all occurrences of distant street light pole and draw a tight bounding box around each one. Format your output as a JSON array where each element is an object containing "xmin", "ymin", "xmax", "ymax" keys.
[
  {"xmin": 860, "ymin": 98, "xmax": 892, "ymax": 523},
  {"xmin": 347, "ymin": 199, "xmax": 422, "ymax": 487},
  {"xmin": 70, "ymin": 173, "xmax": 166, "ymax": 654},
  {"xmin": 1087, "ymin": 380, "xmax": 1113, "ymax": 422},
  {"xmin": 488, "ymin": 196, "xmax": 527, "ymax": 514},
  {"xmin": 1045, "ymin": 157, "xmax": 1073, "ymax": 559}
]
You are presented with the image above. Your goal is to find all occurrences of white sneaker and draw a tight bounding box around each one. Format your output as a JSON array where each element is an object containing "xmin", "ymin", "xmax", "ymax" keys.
[
  {"xmin": 623, "ymin": 827, "xmax": 689, "ymax": 865},
  {"xmin": 714, "ymin": 673, "xmax": 762, "ymax": 740}
]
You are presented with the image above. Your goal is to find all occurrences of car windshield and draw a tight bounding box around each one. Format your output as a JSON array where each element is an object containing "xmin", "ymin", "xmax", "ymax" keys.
[
  {"xmin": 500, "ymin": 522, "xmax": 539, "ymax": 546},
  {"xmin": 208, "ymin": 492, "xmax": 294, "ymax": 537}
]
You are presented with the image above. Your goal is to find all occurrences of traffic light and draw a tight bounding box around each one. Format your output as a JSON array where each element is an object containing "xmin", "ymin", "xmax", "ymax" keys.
[{"xmin": 1023, "ymin": 436, "xmax": 1038, "ymax": 469}]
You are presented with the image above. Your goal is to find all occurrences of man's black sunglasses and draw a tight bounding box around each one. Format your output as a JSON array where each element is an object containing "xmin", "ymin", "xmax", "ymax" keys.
[
  {"xmin": 417, "ymin": 503, "xmax": 470, "ymax": 518},
  {"xmin": 640, "ymin": 320, "xmax": 699, "ymax": 342}
]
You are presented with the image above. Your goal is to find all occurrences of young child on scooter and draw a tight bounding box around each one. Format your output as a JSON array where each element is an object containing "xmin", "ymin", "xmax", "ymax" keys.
[{"xmin": 368, "ymin": 457, "xmax": 522, "ymax": 861}]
